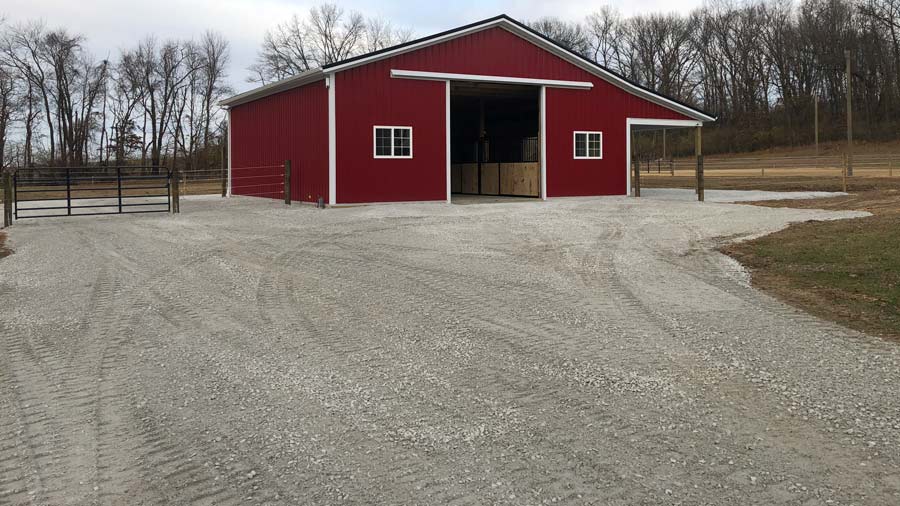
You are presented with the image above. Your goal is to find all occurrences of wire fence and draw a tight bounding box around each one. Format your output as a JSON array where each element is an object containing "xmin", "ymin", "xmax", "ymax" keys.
[
  {"xmin": 636, "ymin": 153, "xmax": 900, "ymax": 178},
  {"xmin": 230, "ymin": 164, "xmax": 286, "ymax": 199}
]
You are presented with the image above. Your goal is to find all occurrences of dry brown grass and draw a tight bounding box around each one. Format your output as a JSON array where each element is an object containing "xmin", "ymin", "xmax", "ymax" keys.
[
  {"xmin": 723, "ymin": 190, "xmax": 900, "ymax": 341},
  {"xmin": 644, "ymin": 174, "xmax": 900, "ymax": 193}
]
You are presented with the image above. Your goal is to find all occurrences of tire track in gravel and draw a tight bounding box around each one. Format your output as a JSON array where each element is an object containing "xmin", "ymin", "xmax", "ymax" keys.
[
  {"xmin": 247, "ymin": 249, "xmax": 634, "ymax": 502},
  {"xmin": 227, "ymin": 235, "xmax": 714, "ymax": 502},
  {"xmin": 0, "ymin": 266, "xmax": 116, "ymax": 504},
  {"xmin": 547, "ymin": 209, "xmax": 900, "ymax": 501}
]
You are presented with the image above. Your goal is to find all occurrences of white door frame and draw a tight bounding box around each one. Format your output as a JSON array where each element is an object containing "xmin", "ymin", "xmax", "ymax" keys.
[
  {"xmin": 444, "ymin": 82, "xmax": 549, "ymax": 201},
  {"xmin": 625, "ymin": 118, "xmax": 702, "ymax": 195}
]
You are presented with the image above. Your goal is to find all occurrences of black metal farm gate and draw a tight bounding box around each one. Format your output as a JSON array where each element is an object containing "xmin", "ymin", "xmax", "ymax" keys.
[{"xmin": 10, "ymin": 166, "xmax": 172, "ymax": 220}]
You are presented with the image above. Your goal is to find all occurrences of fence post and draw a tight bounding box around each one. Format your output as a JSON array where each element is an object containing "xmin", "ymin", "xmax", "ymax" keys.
[
  {"xmin": 116, "ymin": 166, "xmax": 123, "ymax": 214},
  {"xmin": 634, "ymin": 160, "xmax": 641, "ymax": 198},
  {"xmin": 66, "ymin": 166, "xmax": 72, "ymax": 216},
  {"xmin": 284, "ymin": 160, "xmax": 292, "ymax": 205},
  {"xmin": 697, "ymin": 155, "xmax": 705, "ymax": 202},
  {"xmin": 2, "ymin": 171, "xmax": 11, "ymax": 228},
  {"xmin": 172, "ymin": 166, "xmax": 181, "ymax": 214},
  {"xmin": 670, "ymin": 159, "xmax": 675, "ymax": 176}
]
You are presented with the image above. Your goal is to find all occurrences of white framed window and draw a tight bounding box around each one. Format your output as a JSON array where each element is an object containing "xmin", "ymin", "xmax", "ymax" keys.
[
  {"xmin": 573, "ymin": 131, "xmax": 603, "ymax": 159},
  {"xmin": 374, "ymin": 126, "xmax": 413, "ymax": 159}
]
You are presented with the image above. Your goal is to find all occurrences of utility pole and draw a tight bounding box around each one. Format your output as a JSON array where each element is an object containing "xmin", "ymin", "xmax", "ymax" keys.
[
  {"xmin": 813, "ymin": 93, "xmax": 819, "ymax": 158},
  {"xmin": 845, "ymin": 49, "xmax": 853, "ymax": 177}
]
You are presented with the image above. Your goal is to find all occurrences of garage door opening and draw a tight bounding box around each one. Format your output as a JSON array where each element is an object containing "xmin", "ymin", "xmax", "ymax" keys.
[{"xmin": 450, "ymin": 82, "xmax": 541, "ymax": 200}]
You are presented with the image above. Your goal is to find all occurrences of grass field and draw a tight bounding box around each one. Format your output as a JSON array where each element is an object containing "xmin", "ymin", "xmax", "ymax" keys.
[{"xmin": 723, "ymin": 190, "xmax": 900, "ymax": 341}]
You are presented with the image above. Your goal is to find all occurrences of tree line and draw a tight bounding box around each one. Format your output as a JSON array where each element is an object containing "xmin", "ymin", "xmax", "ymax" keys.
[
  {"xmin": 0, "ymin": 18, "xmax": 231, "ymax": 171},
  {"xmin": 528, "ymin": 0, "xmax": 900, "ymax": 155}
]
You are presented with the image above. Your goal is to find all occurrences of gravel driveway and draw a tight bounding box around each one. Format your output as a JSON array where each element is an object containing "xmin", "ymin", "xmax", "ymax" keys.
[{"xmin": 1, "ymin": 195, "xmax": 898, "ymax": 505}]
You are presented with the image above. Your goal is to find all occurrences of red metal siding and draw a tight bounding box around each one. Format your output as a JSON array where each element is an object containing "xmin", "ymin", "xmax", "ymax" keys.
[
  {"xmin": 546, "ymin": 84, "xmax": 686, "ymax": 198},
  {"xmin": 335, "ymin": 26, "xmax": 694, "ymax": 201},
  {"xmin": 335, "ymin": 71, "xmax": 446, "ymax": 203},
  {"xmin": 230, "ymin": 81, "xmax": 329, "ymax": 203}
]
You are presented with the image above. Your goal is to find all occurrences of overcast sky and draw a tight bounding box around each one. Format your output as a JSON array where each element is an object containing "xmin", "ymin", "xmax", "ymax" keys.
[{"xmin": 6, "ymin": 0, "xmax": 703, "ymax": 94}]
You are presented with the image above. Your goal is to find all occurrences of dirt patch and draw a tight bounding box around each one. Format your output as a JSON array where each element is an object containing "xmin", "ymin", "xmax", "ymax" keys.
[
  {"xmin": 724, "ymin": 190, "xmax": 900, "ymax": 341},
  {"xmin": 0, "ymin": 231, "xmax": 10, "ymax": 258}
]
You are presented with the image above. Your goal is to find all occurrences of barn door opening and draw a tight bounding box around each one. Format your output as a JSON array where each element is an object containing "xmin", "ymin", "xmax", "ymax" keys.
[{"xmin": 450, "ymin": 82, "xmax": 540, "ymax": 200}]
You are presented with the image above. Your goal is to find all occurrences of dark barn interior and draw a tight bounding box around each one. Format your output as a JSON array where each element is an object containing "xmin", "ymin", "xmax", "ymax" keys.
[{"xmin": 450, "ymin": 82, "xmax": 541, "ymax": 197}]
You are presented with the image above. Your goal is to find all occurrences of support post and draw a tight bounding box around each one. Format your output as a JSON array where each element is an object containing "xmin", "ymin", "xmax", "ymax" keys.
[
  {"xmin": 2, "ymin": 171, "xmax": 11, "ymax": 228},
  {"xmin": 662, "ymin": 129, "xmax": 667, "ymax": 160},
  {"xmin": 696, "ymin": 126, "xmax": 704, "ymax": 202},
  {"xmin": 632, "ymin": 130, "xmax": 640, "ymax": 198},
  {"xmin": 66, "ymin": 167, "xmax": 72, "ymax": 216},
  {"xmin": 845, "ymin": 50, "xmax": 854, "ymax": 177},
  {"xmin": 117, "ymin": 166, "xmax": 123, "ymax": 214},
  {"xmin": 284, "ymin": 159, "xmax": 292, "ymax": 205},
  {"xmin": 814, "ymin": 93, "xmax": 819, "ymax": 160},
  {"xmin": 634, "ymin": 160, "xmax": 641, "ymax": 198},
  {"xmin": 172, "ymin": 166, "xmax": 181, "ymax": 214}
]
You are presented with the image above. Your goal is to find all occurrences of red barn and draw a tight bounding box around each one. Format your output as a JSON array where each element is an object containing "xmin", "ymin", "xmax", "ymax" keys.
[{"xmin": 221, "ymin": 14, "xmax": 715, "ymax": 205}]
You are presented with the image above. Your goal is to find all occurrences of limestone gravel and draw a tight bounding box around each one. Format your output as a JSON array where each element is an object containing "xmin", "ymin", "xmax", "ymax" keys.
[{"xmin": 0, "ymin": 194, "xmax": 898, "ymax": 505}]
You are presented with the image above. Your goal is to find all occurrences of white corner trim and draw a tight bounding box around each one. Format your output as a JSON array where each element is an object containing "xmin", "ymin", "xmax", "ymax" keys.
[
  {"xmin": 391, "ymin": 69, "xmax": 593, "ymax": 90},
  {"xmin": 328, "ymin": 72, "xmax": 337, "ymax": 206},
  {"xmin": 540, "ymin": 86, "xmax": 547, "ymax": 200},
  {"xmin": 226, "ymin": 109, "xmax": 232, "ymax": 197},
  {"xmin": 625, "ymin": 119, "xmax": 632, "ymax": 196},
  {"xmin": 445, "ymin": 80, "xmax": 451, "ymax": 203}
]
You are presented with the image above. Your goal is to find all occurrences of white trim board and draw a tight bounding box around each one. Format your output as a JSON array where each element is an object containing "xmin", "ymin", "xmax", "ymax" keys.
[
  {"xmin": 624, "ymin": 117, "xmax": 701, "ymax": 195},
  {"xmin": 392, "ymin": 69, "xmax": 592, "ymax": 89},
  {"xmin": 226, "ymin": 109, "xmax": 232, "ymax": 197},
  {"xmin": 445, "ymin": 80, "xmax": 452, "ymax": 204},
  {"xmin": 328, "ymin": 73, "xmax": 337, "ymax": 206},
  {"xmin": 540, "ymin": 86, "xmax": 547, "ymax": 200},
  {"xmin": 629, "ymin": 118, "xmax": 702, "ymax": 128}
]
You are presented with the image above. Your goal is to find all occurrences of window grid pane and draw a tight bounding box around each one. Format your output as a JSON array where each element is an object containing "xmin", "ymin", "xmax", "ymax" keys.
[
  {"xmin": 394, "ymin": 128, "xmax": 411, "ymax": 157},
  {"xmin": 375, "ymin": 128, "xmax": 392, "ymax": 156},
  {"xmin": 588, "ymin": 133, "xmax": 602, "ymax": 158},
  {"xmin": 574, "ymin": 133, "xmax": 587, "ymax": 158}
]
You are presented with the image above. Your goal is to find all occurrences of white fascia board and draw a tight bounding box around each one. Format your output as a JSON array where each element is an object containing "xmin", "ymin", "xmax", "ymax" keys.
[
  {"xmin": 628, "ymin": 118, "xmax": 703, "ymax": 128},
  {"xmin": 391, "ymin": 69, "xmax": 593, "ymax": 90},
  {"xmin": 219, "ymin": 69, "xmax": 325, "ymax": 108}
]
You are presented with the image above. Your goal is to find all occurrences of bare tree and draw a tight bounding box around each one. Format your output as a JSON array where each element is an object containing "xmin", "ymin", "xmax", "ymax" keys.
[
  {"xmin": 528, "ymin": 17, "xmax": 590, "ymax": 55},
  {"xmin": 249, "ymin": 3, "xmax": 410, "ymax": 84}
]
